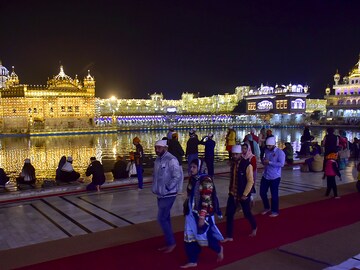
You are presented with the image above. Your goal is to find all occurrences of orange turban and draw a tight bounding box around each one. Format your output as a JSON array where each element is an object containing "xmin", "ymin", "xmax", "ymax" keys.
[{"xmin": 326, "ymin": 153, "xmax": 338, "ymax": 160}]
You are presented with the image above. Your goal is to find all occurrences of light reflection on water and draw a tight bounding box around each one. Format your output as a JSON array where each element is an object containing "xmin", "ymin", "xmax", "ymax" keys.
[{"xmin": 0, "ymin": 127, "xmax": 359, "ymax": 180}]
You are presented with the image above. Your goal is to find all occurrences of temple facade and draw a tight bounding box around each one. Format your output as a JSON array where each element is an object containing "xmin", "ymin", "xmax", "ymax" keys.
[
  {"xmin": 0, "ymin": 60, "xmax": 333, "ymax": 133},
  {"xmin": 244, "ymin": 83, "xmax": 309, "ymax": 114},
  {"xmin": 96, "ymin": 87, "xmax": 246, "ymax": 116},
  {"xmin": 0, "ymin": 63, "xmax": 95, "ymax": 133},
  {"xmin": 324, "ymin": 54, "xmax": 360, "ymax": 119}
]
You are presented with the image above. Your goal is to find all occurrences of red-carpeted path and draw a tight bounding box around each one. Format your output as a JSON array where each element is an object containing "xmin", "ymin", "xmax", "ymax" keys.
[{"xmin": 18, "ymin": 193, "xmax": 360, "ymax": 270}]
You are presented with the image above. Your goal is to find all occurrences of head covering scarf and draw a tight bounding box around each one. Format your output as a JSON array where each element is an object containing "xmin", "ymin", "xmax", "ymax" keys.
[{"xmin": 241, "ymin": 142, "xmax": 255, "ymax": 160}]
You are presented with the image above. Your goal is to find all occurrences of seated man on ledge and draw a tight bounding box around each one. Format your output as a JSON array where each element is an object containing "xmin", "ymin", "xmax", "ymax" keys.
[{"xmin": 112, "ymin": 155, "xmax": 128, "ymax": 180}]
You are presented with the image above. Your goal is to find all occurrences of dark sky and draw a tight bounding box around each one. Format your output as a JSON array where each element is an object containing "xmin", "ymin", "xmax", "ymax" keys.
[{"xmin": 0, "ymin": 0, "xmax": 359, "ymax": 99}]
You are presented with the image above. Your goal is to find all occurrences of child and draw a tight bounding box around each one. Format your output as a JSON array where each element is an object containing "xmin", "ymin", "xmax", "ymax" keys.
[
  {"xmin": 356, "ymin": 162, "xmax": 360, "ymax": 193},
  {"xmin": 322, "ymin": 153, "xmax": 341, "ymax": 199}
]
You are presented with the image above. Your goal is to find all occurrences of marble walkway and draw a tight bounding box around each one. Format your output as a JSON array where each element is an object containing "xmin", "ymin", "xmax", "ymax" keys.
[{"xmin": 0, "ymin": 160, "xmax": 357, "ymax": 251}]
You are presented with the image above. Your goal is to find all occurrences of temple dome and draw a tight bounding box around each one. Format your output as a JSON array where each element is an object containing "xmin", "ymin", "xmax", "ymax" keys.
[
  {"xmin": 10, "ymin": 66, "xmax": 18, "ymax": 80},
  {"xmin": 84, "ymin": 70, "xmax": 94, "ymax": 81},
  {"xmin": 349, "ymin": 54, "xmax": 360, "ymax": 78},
  {"xmin": 53, "ymin": 65, "xmax": 73, "ymax": 82}
]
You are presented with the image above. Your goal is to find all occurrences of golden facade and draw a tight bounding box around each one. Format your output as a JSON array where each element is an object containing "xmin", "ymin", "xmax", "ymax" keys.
[
  {"xmin": 0, "ymin": 64, "xmax": 96, "ymax": 133},
  {"xmin": 97, "ymin": 87, "xmax": 247, "ymax": 116},
  {"xmin": 305, "ymin": 99, "xmax": 327, "ymax": 114}
]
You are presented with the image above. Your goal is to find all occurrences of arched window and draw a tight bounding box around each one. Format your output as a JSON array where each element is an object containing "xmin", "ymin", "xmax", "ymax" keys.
[
  {"xmin": 257, "ymin": 100, "xmax": 273, "ymax": 110},
  {"xmin": 291, "ymin": 99, "xmax": 305, "ymax": 109}
]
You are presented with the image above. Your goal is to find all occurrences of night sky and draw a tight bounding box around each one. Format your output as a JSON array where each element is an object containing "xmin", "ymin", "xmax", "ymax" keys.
[{"xmin": 1, "ymin": 0, "xmax": 359, "ymax": 99}]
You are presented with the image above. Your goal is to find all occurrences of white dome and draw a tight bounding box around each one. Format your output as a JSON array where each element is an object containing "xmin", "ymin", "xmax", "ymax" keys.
[{"xmin": 0, "ymin": 61, "xmax": 9, "ymax": 88}]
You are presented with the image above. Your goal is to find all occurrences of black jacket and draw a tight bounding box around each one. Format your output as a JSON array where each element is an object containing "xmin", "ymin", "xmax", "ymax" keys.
[
  {"xmin": 168, "ymin": 139, "xmax": 185, "ymax": 165},
  {"xmin": 86, "ymin": 160, "xmax": 105, "ymax": 185}
]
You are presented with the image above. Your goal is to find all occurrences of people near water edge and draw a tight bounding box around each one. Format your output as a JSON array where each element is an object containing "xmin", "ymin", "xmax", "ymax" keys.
[
  {"xmin": 85, "ymin": 157, "xmax": 106, "ymax": 192},
  {"xmin": 199, "ymin": 133, "xmax": 216, "ymax": 177},
  {"xmin": 16, "ymin": 158, "xmax": 36, "ymax": 186},
  {"xmin": 133, "ymin": 137, "xmax": 144, "ymax": 190},
  {"xmin": 112, "ymin": 155, "xmax": 128, "ymax": 180}
]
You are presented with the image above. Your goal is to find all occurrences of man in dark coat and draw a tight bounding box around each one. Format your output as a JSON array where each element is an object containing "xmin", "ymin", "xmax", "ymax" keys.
[
  {"xmin": 86, "ymin": 157, "xmax": 106, "ymax": 191},
  {"xmin": 199, "ymin": 133, "xmax": 216, "ymax": 177},
  {"xmin": 167, "ymin": 132, "xmax": 185, "ymax": 166},
  {"xmin": 111, "ymin": 155, "xmax": 128, "ymax": 180}
]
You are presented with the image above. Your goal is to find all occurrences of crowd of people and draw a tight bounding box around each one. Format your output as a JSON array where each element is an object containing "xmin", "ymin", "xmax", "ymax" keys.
[
  {"xmin": 0, "ymin": 124, "xmax": 359, "ymax": 268},
  {"xmin": 148, "ymin": 125, "xmax": 360, "ymax": 268}
]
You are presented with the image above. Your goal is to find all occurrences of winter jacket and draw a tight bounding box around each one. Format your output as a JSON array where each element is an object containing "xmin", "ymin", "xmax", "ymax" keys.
[{"xmin": 152, "ymin": 151, "xmax": 183, "ymax": 197}]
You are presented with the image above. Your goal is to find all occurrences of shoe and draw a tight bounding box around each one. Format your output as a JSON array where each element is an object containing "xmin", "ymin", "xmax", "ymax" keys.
[
  {"xmin": 180, "ymin": 263, "xmax": 197, "ymax": 268},
  {"xmin": 261, "ymin": 209, "xmax": 270, "ymax": 215},
  {"xmin": 335, "ymin": 196, "xmax": 341, "ymax": 199},
  {"xmin": 269, "ymin": 213, "xmax": 279, "ymax": 217}
]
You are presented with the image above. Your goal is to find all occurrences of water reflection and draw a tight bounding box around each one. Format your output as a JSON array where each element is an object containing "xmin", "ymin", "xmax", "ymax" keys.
[{"xmin": 0, "ymin": 127, "xmax": 359, "ymax": 180}]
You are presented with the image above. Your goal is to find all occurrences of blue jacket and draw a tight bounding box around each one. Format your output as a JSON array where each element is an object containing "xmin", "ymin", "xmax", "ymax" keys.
[{"xmin": 263, "ymin": 147, "xmax": 285, "ymax": 180}]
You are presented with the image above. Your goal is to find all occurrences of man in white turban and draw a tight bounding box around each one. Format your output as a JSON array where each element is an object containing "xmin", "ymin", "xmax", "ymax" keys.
[
  {"xmin": 259, "ymin": 136, "xmax": 285, "ymax": 217},
  {"xmin": 152, "ymin": 139, "xmax": 183, "ymax": 253}
]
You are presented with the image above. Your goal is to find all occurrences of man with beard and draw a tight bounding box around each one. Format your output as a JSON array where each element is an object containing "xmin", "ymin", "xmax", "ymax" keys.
[
  {"xmin": 152, "ymin": 139, "xmax": 183, "ymax": 253},
  {"xmin": 260, "ymin": 137, "xmax": 285, "ymax": 217}
]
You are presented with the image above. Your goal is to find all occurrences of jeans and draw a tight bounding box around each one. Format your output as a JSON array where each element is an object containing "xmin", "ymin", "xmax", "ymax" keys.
[
  {"xmin": 260, "ymin": 176, "xmax": 281, "ymax": 214},
  {"xmin": 225, "ymin": 195, "xmax": 257, "ymax": 238},
  {"xmin": 157, "ymin": 196, "xmax": 177, "ymax": 246},
  {"xmin": 136, "ymin": 164, "xmax": 143, "ymax": 189},
  {"xmin": 205, "ymin": 156, "xmax": 214, "ymax": 177}
]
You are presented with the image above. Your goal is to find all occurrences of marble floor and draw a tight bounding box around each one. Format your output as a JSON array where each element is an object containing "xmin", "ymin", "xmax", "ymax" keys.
[{"xmin": 0, "ymin": 160, "xmax": 357, "ymax": 251}]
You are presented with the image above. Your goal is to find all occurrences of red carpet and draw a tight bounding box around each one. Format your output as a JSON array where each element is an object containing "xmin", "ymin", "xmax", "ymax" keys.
[{"xmin": 18, "ymin": 193, "xmax": 360, "ymax": 270}]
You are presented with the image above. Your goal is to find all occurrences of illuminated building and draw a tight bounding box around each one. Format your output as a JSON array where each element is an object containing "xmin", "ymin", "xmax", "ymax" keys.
[
  {"xmin": 96, "ymin": 87, "xmax": 247, "ymax": 116},
  {"xmin": 0, "ymin": 60, "xmax": 329, "ymax": 133},
  {"xmin": 244, "ymin": 83, "xmax": 309, "ymax": 114},
  {"xmin": 305, "ymin": 99, "xmax": 327, "ymax": 114},
  {"xmin": 0, "ymin": 63, "xmax": 95, "ymax": 133},
  {"xmin": 324, "ymin": 54, "xmax": 360, "ymax": 118}
]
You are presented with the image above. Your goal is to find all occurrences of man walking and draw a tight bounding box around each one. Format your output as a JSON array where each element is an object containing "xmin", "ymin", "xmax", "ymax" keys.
[
  {"xmin": 223, "ymin": 144, "xmax": 257, "ymax": 242},
  {"xmin": 260, "ymin": 136, "xmax": 285, "ymax": 217},
  {"xmin": 152, "ymin": 139, "xmax": 183, "ymax": 253}
]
